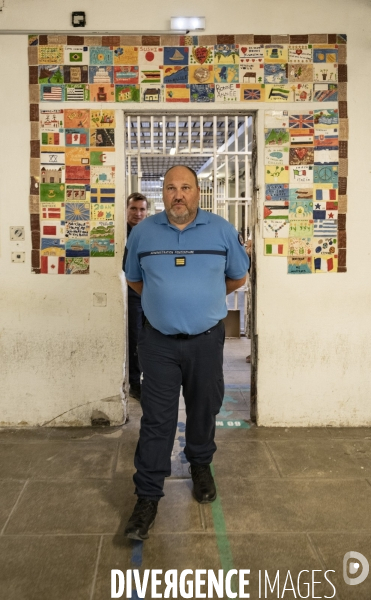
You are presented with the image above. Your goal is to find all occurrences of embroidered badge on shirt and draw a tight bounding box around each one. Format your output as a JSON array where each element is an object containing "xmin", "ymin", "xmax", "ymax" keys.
[{"xmin": 175, "ymin": 256, "xmax": 186, "ymax": 266}]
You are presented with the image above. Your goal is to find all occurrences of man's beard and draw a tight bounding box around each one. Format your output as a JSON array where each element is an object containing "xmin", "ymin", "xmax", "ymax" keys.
[{"xmin": 167, "ymin": 205, "xmax": 196, "ymax": 224}]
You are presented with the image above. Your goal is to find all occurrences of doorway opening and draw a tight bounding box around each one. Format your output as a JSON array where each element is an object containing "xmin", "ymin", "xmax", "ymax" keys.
[{"xmin": 123, "ymin": 110, "xmax": 257, "ymax": 421}]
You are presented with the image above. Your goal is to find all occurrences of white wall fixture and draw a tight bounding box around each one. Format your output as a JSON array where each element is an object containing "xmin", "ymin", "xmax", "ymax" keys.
[{"xmin": 170, "ymin": 17, "xmax": 206, "ymax": 32}]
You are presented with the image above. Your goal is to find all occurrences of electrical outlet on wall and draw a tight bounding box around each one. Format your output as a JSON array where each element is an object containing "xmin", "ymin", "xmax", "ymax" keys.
[
  {"xmin": 10, "ymin": 226, "xmax": 25, "ymax": 241},
  {"xmin": 11, "ymin": 252, "xmax": 25, "ymax": 263}
]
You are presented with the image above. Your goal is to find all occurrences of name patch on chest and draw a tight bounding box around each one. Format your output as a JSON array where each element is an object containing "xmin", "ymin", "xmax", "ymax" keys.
[{"xmin": 175, "ymin": 256, "xmax": 186, "ymax": 267}]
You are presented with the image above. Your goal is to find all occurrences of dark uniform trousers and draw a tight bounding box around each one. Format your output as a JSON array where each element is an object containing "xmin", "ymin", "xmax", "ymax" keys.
[
  {"xmin": 134, "ymin": 320, "xmax": 225, "ymax": 498},
  {"xmin": 127, "ymin": 288, "xmax": 143, "ymax": 386}
]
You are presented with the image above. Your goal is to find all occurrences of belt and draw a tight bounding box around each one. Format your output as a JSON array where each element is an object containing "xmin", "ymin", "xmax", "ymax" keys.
[{"xmin": 144, "ymin": 318, "xmax": 222, "ymax": 339}]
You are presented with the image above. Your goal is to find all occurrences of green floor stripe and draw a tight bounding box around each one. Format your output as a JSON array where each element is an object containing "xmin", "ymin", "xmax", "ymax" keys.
[{"xmin": 210, "ymin": 464, "xmax": 238, "ymax": 595}]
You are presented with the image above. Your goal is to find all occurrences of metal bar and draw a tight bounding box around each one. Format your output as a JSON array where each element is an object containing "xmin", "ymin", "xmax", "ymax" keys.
[
  {"xmin": 175, "ymin": 115, "xmax": 179, "ymax": 154},
  {"xmin": 200, "ymin": 115, "xmax": 204, "ymax": 154},
  {"xmin": 162, "ymin": 115, "xmax": 166, "ymax": 155},
  {"xmin": 137, "ymin": 115, "xmax": 141, "ymax": 193},
  {"xmin": 188, "ymin": 115, "xmax": 192, "ymax": 154},
  {"xmin": 127, "ymin": 115, "xmax": 132, "ymax": 152},
  {"xmin": 150, "ymin": 115, "xmax": 154, "ymax": 154},
  {"xmin": 212, "ymin": 115, "xmax": 218, "ymax": 214}
]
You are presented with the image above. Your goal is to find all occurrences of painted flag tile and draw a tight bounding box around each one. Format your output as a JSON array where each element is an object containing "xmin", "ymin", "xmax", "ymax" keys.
[
  {"xmin": 65, "ymin": 128, "xmax": 89, "ymax": 147},
  {"xmin": 65, "ymin": 84, "xmax": 90, "ymax": 101},
  {"xmin": 264, "ymin": 201, "xmax": 289, "ymax": 219},
  {"xmin": 139, "ymin": 47, "xmax": 164, "ymax": 66},
  {"xmin": 40, "ymin": 183, "xmax": 65, "ymax": 202},
  {"xmin": 313, "ymin": 256, "xmax": 337, "ymax": 273},
  {"xmin": 64, "ymin": 46, "xmax": 89, "ymax": 65},
  {"xmin": 165, "ymin": 84, "xmax": 190, "ymax": 102},
  {"xmin": 90, "ymin": 149, "xmax": 115, "ymax": 166},
  {"xmin": 264, "ymin": 238, "xmax": 288, "ymax": 256},
  {"xmin": 313, "ymin": 219, "xmax": 338, "ymax": 237},
  {"xmin": 41, "ymin": 151, "xmax": 65, "ymax": 165},
  {"xmin": 289, "ymin": 164, "xmax": 313, "ymax": 185},
  {"xmin": 90, "ymin": 187, "xmax": 115, "ymax": 203},
  {"xmin": 40, "ymin": 84, "xmax": 64, "ymax": 101},
  {"xmin": 265, "ymin": 84, "xmax": 293, "ymax": 102},
  {"xmin": 41, "ymin": 255, "xmax": 65, "ymax": 274},
  {"xmin": 240, "ymin": 84, "xmax": 265, "ymax": 101},
  {"xmin": 40, "ymin": 220, "xmax": 65, "ymax": 238},
  {"xmin": 41, "ymin": 202, "xmax": 65, "ymax": 220}
]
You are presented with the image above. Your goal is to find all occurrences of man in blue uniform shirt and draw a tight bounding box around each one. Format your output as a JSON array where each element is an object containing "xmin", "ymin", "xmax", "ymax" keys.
[{"xmin": 123, "ymin": 165, "xmax": 249, "ymax": 540}]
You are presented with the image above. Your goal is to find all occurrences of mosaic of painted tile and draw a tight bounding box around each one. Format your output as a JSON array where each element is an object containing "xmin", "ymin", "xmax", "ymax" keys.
[{"xmin": 28, "ymin": 34, "xmax": 347, "ymax": 274}]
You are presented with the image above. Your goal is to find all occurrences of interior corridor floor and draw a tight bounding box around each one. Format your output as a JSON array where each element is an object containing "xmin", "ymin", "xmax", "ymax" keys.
[{"xmin": 1, "ymin": 337, "xmax": 371, "ymax": 599}]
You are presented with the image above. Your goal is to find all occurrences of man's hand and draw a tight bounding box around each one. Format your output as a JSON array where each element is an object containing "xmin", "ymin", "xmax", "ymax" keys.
[
  {"xmin": 127, "ymin": 280, "xmax": 143, "ymax": 295},
  {"xmin": 226, "ymin": 276, "xmax": 247, "ymax": 295}
]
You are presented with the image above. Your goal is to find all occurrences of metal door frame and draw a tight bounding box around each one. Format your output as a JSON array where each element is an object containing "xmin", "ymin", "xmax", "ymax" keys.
[{"xmin": 123, "ymin": 108, "xmax": 258, "ymax": 422}]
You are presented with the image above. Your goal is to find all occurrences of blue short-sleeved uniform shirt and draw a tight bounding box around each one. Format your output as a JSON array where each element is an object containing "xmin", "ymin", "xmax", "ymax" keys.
[{"xmin": 124, "ymin": 208, "xmax": 249, "ymax": 335}]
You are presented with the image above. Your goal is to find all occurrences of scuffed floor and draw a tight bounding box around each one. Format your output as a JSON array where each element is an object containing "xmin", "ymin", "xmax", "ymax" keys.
[{"xmin": 0, "ymin": 338, "xmax": 371, "ymax": 599}]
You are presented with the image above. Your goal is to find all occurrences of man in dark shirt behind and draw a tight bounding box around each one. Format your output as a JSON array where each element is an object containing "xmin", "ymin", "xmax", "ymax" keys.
[{"xmin": 125, "ymin": 192, "xmax": 148, "ymax": 401}]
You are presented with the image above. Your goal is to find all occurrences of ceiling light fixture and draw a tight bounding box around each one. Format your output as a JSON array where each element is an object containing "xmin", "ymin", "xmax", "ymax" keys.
[{"xmin": 170, "ymin": 17, "xmax": 206, "ymax": 32}]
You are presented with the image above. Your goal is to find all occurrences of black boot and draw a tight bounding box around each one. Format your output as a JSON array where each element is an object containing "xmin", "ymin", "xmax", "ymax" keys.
[
  {"xmin": 190, "ymin": 464, "xmax": 217, "ymax": 503},
  {"xmin": 124, "ymin": 498, "xmax": 158, "ymax": 540}
]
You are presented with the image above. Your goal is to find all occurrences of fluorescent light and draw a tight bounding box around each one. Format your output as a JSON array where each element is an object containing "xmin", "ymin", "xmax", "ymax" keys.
[
  {"xmin": 170, "ymin": 17, "xmax": 206, "ymax": 32},
  {"xmin": 169, "ymin": 148, "xmax": 176, "ymax": 155}
]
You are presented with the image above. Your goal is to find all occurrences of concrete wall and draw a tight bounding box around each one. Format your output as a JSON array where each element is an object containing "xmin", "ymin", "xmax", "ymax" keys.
[{"xmin": 0, "ymin": 0, "xmax": 370, "ymax": 426}]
